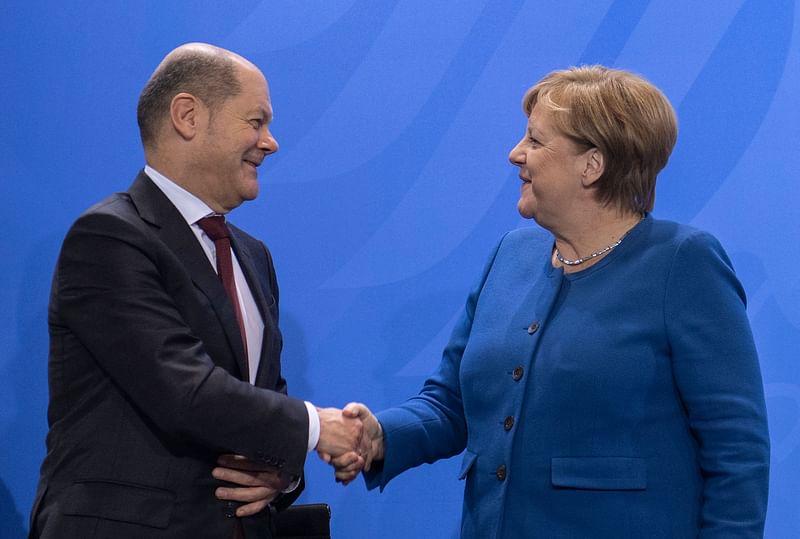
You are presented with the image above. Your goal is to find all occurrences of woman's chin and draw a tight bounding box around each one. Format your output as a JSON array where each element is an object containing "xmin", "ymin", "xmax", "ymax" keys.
[{"xmin": 517, "ymin": 200, "xmax": 536, "ymax": 220}]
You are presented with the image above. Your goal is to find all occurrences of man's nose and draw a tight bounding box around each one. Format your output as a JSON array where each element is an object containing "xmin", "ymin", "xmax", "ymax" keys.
[{"xmin": 259, "ymin": 129, "xmax": 279, "ymax": 155}]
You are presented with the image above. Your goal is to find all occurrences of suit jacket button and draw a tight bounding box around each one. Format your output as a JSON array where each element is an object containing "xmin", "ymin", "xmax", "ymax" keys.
[
  {"xmin": 527, "ymin": 321, "xmax": 540, "ymax": 334},
  {"xmin": 512, "ymin": 366, "xmax": 524, "ymax": 381},
  {"xmin": 503, "ymin": 416, "xmax": 514, "ymax": 431},
  {"xmin": 223, "ymin": 501, "xmax": 237, "ymax": 518},
  {"xmin": 496, "ymin": 464, "xmax": 507, "ymax": 481}
]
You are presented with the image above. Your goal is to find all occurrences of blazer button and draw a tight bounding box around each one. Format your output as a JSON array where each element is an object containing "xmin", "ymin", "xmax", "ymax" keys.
[
  {"xmin": 512, "ymin": 366, "xmax": 524, "ymax": 381},
  {"xmin": 503, "ymin": 416, "xmax": 514, "ymax": 431},
  {"xmin": 527, "ymin": 321, "xmax": 540, "ymax": 334},
  {"xmin": 496, "ymin": 464, "xmax": 507, "ymax": 481}
]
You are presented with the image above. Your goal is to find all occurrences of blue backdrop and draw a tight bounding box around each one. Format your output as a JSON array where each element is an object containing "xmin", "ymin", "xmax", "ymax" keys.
[{"xmin": 1, "ymin": 1, "xmax": 798, "ymax": 537}]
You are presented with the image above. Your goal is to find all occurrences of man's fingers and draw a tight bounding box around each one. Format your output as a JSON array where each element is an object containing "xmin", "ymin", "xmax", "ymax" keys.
[
  {"xmin": 330, "ymin": 452, "xmax": 364, "ymax": 486},
  {"xmin": 212, "ymin": 466, "xmax": 281, "ymax": 488},
  {"xmin": 330, "ymin": 451, "xmax": 362, "ymax": 469},
  {"xmin": 316, "ymin": 407, "xmax": 365, "ymax": 457},
  {"xmin": 335, "ymin": 468, "xmax": 360, "ymax": 483},
  {"xmin": 236, "ymin": 499, "xmax": 270, "ymax": 518},
  {"xmin": 215, "ymin": 485, "xmax": 278, "ymax": 504}
]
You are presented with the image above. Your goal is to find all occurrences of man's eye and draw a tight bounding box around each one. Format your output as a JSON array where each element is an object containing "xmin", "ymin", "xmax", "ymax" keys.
[{"xmin": 249, "ymin": 119, "xmax": 263, "ymax": 129}]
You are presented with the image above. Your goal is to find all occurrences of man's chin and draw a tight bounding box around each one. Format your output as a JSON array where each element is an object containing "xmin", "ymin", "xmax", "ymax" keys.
[
  {"xmin": 241, "ymin": 176, "xmax": 260, "ymax": 200},
  {"xmin": 241, "ymin": 189, "xmax": 259, "ymax": 203}
]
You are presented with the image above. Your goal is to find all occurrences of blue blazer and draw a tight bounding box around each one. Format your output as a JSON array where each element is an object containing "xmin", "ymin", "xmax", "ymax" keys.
[{"xmin": 366, "ymin": 216, "xmax": 769, "ymax": 538}]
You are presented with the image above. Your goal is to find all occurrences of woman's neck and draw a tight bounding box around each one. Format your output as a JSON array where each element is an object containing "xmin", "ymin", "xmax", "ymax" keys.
[{"xmin": 551, "ymin": 208, "xmax": 643, "ymax": 272}]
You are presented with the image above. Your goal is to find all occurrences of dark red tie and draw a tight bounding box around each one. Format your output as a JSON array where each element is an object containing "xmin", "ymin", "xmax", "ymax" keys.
[
  {"xmin": 198, "ymin": 216, "xmax": 251, "ymax": 538},
  {"xmin": 197, "ymin": 215, "xmax": 249, "ymax": 381}
]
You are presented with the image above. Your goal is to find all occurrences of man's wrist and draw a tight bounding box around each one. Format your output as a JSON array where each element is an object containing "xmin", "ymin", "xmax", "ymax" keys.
[{"xmin": 304, "ymin": 401, "xmax": 320, "ymax": 452}]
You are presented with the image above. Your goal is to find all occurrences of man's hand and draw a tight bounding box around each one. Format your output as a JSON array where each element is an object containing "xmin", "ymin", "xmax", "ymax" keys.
[
  {"xmin": 315, "ymin": 406, "xmax": 365, "ymax": 460},
  {"xmin": 212, "ymin": 454, "xmax": 291, "ymax": 517},
  {"xmin": 328, "ymin": 402, "xmax": 384, "ymax": 484}
]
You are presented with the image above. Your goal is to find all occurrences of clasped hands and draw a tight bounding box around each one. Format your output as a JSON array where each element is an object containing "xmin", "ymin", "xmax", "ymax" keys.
[
  {"xmin": 213, "ymin": 403, "xmax": 382, "ymax": 517},
  {"xmin": 317, "ymin": 402, "xmax": 384, "ymax": 485}
]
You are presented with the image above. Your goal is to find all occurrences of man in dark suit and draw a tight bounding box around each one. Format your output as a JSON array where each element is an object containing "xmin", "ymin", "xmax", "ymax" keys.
[{"xmin": 29, "ymin": 43, "xmax": 363, "ymax": 538}]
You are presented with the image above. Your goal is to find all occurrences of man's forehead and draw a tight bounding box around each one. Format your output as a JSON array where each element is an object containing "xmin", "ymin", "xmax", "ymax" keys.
[{"xmin": 235, "ymin": 68, "xmax": 270, "ymax": 98}]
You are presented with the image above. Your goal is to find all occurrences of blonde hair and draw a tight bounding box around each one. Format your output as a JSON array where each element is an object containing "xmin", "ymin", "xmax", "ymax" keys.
[{"xmin": 523, "ymin": 65, "xmax": 677, "ymax": 214}]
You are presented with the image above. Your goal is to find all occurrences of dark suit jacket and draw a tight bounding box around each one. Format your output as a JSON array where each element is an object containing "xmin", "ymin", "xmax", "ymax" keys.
[{"xmin": 30, "ymin": 172, "xmax": 309, "ymax": 538}]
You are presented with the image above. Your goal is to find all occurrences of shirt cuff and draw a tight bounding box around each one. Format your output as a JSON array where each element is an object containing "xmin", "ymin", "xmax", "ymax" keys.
[
  {"xmin": 304, "ymin": 401, "xmax": 320, "ymax": 453},
  {"xmin": 281, "ymin": 475, "xmax": 302, "ymax": 494}
]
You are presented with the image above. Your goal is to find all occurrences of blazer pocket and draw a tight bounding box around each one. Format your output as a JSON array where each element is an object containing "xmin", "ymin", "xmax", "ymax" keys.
[
  {"xmin": 551, "ymin": 457, "xmax": 646, "ymax": 490},
  {"xmin": 62, "ymin": 480, "xmax": 175, "ymax": 529},
  {"xmin": 458, "ymin": 450, "xmax": 478, "ymax": 480}
]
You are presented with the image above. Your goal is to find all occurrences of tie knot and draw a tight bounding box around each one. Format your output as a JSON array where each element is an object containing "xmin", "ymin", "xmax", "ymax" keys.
[{"xmin": 197, "ymin": 215, "xmax": 230, "ymax": 241}]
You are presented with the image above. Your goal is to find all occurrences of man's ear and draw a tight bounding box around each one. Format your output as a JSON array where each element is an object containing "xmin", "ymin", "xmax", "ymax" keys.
[
  {"xmin": 580, "ymin": 147, "xmax": 605, "ymax": 187},
  {"xmin": 170, "ymin": 92, "xmax": 201, "ymax": 140}
]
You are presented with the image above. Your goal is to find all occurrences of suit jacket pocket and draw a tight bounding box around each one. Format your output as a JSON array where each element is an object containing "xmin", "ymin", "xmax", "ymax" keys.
[
  {"xmin": 551, "ymin": 457, "xmax": 646, "ymax": 490},
  {"xmin": 458, "ymin": 450, "xmax": 478, "ymax": 480},
  {"xmin": 62, "ymin": 480, "xmax": 175, "ymax": 529}
]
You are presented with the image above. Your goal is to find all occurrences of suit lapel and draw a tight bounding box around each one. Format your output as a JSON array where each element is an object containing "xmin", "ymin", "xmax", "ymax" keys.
[
  {"xmin": 229, "ymin": 233, "xmax": 275, "ymax": 387},
  {"xmin": 127, "ymin": 172, "xmax": 250, "ymax": 380}
]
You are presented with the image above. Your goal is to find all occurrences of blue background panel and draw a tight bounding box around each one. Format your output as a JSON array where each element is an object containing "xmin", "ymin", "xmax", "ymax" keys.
[{"xmin": 1, "ymin": 1, "xmax": 798, "ymax": 537}]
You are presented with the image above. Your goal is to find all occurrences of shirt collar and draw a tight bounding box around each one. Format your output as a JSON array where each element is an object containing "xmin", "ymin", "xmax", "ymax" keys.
[{"xmin": 143, "ymin": 165, "xmax": 216, "ymax": 226}]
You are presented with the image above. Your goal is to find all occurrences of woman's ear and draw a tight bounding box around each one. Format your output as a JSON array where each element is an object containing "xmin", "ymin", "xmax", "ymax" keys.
[{"xmin": 580, "ymin": 147, "xmax": 605, "ymax": 187}]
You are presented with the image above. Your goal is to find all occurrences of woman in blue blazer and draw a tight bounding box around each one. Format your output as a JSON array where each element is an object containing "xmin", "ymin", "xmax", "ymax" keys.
[{"xmin": 332, "ymin": 66, "xmax": 770, "ymax": 538}]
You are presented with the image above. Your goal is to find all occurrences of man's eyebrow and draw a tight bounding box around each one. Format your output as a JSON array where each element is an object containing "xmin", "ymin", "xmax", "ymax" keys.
[{"xmin": 258, "ymin": 106, "xmax": 273, "ymax": 121}]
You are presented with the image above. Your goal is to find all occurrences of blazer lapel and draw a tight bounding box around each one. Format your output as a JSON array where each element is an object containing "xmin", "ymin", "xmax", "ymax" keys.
[{"xmin": 127, "ymin": 172, "xmax": 250, "ymax": 380}]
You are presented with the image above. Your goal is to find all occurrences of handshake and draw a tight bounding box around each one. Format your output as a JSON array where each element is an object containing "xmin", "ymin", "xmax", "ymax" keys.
[{"xmin": 316, "ymin": 402, "xmax": 384, "ymax": 485}]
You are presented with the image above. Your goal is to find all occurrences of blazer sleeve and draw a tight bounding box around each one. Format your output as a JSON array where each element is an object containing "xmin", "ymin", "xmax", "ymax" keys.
[
  {"xmin": 53, "ymin": 206, "xmax": 309, "ymax": 475},
  {"xmin": 365, "ymin": 233, "xmax": 507, "ymax": 491},
  {"xmin": 664, "ymin": 231, "xmax": 770, "ymax": 537}
]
